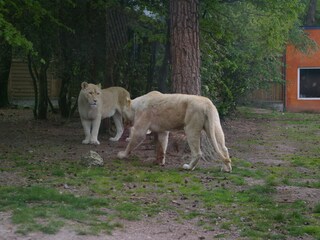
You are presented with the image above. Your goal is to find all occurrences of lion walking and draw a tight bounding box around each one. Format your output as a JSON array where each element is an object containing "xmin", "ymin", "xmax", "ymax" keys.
[{"xmin": 119, "ymin": 91, "xmax": 232, "ymax": 172}]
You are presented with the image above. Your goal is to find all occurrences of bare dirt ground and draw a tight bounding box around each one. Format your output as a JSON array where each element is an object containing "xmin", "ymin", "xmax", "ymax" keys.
[{"xmin": 0, "ymin": 107, "xmax": 319, "ymax": 240}]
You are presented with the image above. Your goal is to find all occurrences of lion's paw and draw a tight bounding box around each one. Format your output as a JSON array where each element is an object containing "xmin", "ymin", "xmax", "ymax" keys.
[
  {"xmin": 221, "ymin": 163, "xmax": 232, "ymax": 173},
  {"xmin": 183, "ymin": 164, "xmax": 191, "ymax": 170},
  {"xmin": 117, "ymin": 151, "xmax": 127, "ymax": 159},
  {"xmin": 90, "ymin": 140, "xmax": 100, "ymax": 145},
  {"xmin": 183, "ymin": 164, "xmax": 197, "ymax": 171},
  {"xmin": 109, "ymin": 137, "xmax": 120, "ymax": 142},
  {"xmin": 82, "ymin": 139, "xmax": 90, "ymax": 144}
]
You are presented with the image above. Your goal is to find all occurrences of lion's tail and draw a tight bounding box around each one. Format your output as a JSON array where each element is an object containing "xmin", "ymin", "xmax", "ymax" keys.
[{"xmin": 204, "ymin": 104, "xmax": 232, "ymax": 172}]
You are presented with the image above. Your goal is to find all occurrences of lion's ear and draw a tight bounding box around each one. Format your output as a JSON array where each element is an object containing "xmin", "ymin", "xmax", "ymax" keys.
[
  {"xmin": 81, "ymin": 82, "xmax": 88, "ymax": 89},
  {"xmin": 97, "ymin": 83, "xmax": 102, "ymax": 89},
  {"xmin": 126, "ymin": 97, "xmax": 131, "ymax": 107}
]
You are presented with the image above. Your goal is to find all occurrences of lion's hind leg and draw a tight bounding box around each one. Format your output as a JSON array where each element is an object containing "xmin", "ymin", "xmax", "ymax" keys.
[
  {"xmin": 110, "ymin": 111, "xmax": 124, "ymax": 141},
  {"xmin": 183, "ymin": 126, "xmax": 202, "ymax": 170}
]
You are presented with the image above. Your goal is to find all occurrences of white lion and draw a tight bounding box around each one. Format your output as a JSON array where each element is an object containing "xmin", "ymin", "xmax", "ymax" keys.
[
  {"xmin": 78, "ymin": 82, "xmax": 130, "ymax": 145},
  {"xmin": 118, "ymin": 91, "xmax": 232, "ymax": 172}
]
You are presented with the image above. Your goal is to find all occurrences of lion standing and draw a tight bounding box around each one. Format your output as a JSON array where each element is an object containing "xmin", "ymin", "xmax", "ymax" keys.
[{"xmin": 78, "ymin": 82, "xmax": 130, "ymax": 145}]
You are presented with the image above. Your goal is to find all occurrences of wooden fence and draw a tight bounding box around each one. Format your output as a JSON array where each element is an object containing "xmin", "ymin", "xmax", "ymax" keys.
[
  {"xmin": 8, "ymin": 59, "xmax": 60, "ymax": 100},
  {"xmin": 247, "ymin": 83, "xmax": 284, "ymax": 103}
]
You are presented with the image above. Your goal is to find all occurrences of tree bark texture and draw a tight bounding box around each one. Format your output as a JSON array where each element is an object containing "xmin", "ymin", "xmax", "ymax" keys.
[{"xmin": 170, "ymin": 0, "xmax": 200, "ymax": 95}]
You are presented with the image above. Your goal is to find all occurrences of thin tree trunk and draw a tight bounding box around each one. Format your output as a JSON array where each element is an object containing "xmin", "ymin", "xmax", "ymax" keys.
[
  {"xmin": 27, "ymin": 54, "xmax": 49, "ymax": 120},
  {"xmin": 58, "ymin": 77, "xmax": 70, "ymax": 118},
  {"xmin": 28, "ymin": 54, "xmax": 39, "ymax": 118},
  {"xmin": 0, "ymin": 42, "xmax": 12, "ymax": 108},
  {"xmin": 47, "ymin": 96, "xmax": 56, "ymax": 113},
  {"xmin": 170, "ymin": 0, "xmax": 200, "ymax": 95},
  {"xmin": 38, "ymin": 63, "xmax": 49, "ymax": 119}
]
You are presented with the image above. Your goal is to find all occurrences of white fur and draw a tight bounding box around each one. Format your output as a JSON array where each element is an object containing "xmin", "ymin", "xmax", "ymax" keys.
[
  {"xmin": 78, "ymin": 82, "xmax": 130, "ymax": 144},
  {"xmin": 119, "ymin": 91, "xmax": 232, "ymax": 172}
]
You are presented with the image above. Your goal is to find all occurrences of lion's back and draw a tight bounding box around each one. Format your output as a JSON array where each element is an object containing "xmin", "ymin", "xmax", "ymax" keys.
[
  {"xmin": 100, "ymin": 87, "xmax": 130, "ymax": 116},
  {"xmin": 133, "ymin": 93, "xmax": 214, "ymax": 131}
]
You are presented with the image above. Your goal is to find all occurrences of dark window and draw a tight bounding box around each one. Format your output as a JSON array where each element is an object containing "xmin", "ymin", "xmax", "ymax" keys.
[{"xmin": 299, "ymin": 68, "xmax": 320, "ymax": 98}]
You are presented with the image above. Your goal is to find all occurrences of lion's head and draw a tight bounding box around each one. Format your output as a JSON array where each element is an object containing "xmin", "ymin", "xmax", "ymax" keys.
[{"xmin": 80, "ymin": 82, "xmax": 102, "ymax": 107}]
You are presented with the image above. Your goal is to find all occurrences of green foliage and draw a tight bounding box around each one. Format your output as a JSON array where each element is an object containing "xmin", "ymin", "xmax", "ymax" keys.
[
  {"xmin": 0, "ymin": 1, "xmax": 33, "ymax": 52},
  {"xmin": 0, "ymin": 16, "xmax": 33, "ymax": 51},
  {"xmin": 200, "ymin": 0, "xmax": 309, "ymax": 116},
  {"xmin": 0, "ymin": 0, "xmax": 317, "ymax": 116}
]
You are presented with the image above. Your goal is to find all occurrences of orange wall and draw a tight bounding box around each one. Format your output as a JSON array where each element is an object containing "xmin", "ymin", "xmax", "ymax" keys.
[{"xmin": 286, "ymin": 28, "xmax": 320, "ymax": 112}]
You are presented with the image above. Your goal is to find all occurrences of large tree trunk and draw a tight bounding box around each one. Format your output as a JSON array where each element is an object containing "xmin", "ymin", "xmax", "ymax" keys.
[
  {"xmin": 170, "ymin": 0, "xmax": 200, "ymax": 95},
  {"xmin": 0, "ymin": 41, "xmax": 12, "ymax": 108},
  {"xmin": 169, "ymin": 0, "xmax": 217, "ymax": 164}
]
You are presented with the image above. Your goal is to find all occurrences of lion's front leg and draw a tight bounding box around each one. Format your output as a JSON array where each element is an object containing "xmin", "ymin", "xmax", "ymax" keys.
[
  {"xmin": 81, "ymin": 119, "xmax": 92, "ymax": 144},
  {"xmin": 110, "ymin": 111, "xmax": 124, "ymax": 141},
  {"xmin": 90, "ymin": 117, "xmax": 101, "ymax": 145},
  {"xmin": 117, "ymin": 126, "xmax": 147, "ymax": 159},
  {"xmin": 155, "ymin": 131, "xmax": 169, "ymax": 166}
]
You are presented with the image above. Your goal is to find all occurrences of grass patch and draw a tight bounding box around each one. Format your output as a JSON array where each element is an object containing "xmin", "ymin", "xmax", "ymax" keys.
[
  {"xmin": 2, "ymin": 157, "xmax": 318, "ymax": 238},
  {"xmin": 1, "ymin": 107, "xmax": 320, "ymax": 239},
  {"xmin": 0, "ymin": 186, "xmax": 113, "ymax": 234},
  {"xmin": 285, "ymin": 155, "xmax": 320, "ymax": 169}
]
